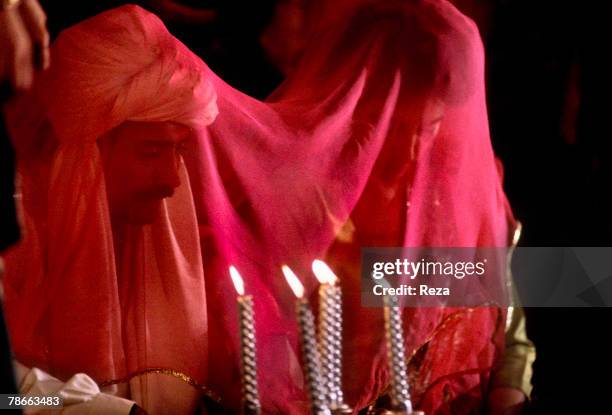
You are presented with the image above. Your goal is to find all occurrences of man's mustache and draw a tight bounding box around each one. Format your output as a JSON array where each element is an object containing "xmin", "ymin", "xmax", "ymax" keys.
[{"xmin": 136, "ymin": 187, "xmax": 176, "ymax": 200}]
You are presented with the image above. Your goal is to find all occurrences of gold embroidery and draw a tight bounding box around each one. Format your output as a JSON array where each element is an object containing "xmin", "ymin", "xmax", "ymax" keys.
[
  {"xmin": 99, "ymin": 368, "xmax": 222, "ymax": 404},
  {"xmin": 402, "ymin": 306, "xmax": 505, "ymax": 407}
]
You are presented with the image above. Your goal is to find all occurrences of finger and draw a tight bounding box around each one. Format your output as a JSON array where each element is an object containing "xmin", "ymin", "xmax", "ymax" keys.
[
  {"xmin": 12, "ymin": 35, "xmax": 34, "ymax": 90},
  {"xmin": 19, "ymin": 0, "xmax": 50, "ymax": 70},
  {"xmin": 4, "ymin": 8, "xmax": 34, "ymax": 91}
]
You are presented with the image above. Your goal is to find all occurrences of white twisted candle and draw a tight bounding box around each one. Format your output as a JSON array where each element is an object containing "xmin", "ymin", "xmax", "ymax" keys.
[
  {"xmin": 383, "ymin": 294, "xmax": 413, "ymax": 411},
  {"xmin": 230, "ymin": 266, "xmax": 261, "ymax": 414},
  {"xmin": 238, "ymin": 295, "xmax": 260, "ymax": 414},
  {"xmin": 283, "ymin": 265, "xmax": 331, "ymax": 415}
]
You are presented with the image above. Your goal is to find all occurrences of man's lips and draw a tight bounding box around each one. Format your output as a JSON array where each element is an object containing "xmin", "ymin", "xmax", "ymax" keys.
[{"xmin": 136, "ymin": 187, "xmax": 175, "ymax": 200}]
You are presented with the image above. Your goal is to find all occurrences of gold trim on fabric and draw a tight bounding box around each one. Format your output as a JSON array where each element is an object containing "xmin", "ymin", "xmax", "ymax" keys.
[
  {"xmin": 512, "ymin": 221, "xmax": 522, "ymax": 248},
  {"xmin": 406, "ymin": 308, "xmax": 475, "ymax": 365},
  {"xmin": 99, "ymin": 368, "xmax": 222, "ymax": 404},
  {"xmin": 395, "ymin": 306, "xmax": 504, "ymax": 409}
]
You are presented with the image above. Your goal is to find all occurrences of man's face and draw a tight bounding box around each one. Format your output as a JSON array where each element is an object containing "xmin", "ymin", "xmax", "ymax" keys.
[{"xmin": 99, "ymin": 121, "xmax": 191, "ymax": 225}]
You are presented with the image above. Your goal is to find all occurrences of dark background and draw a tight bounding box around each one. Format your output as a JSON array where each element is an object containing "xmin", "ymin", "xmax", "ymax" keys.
[{"xmin": 483, "ymin": 2, "xmax": 611, "ymax": 412}]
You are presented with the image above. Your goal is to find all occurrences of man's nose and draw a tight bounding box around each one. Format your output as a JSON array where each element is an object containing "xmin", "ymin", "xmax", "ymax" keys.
[{"xmin": 155, "ymin": 153, "xmax": 182, "ymax": 192}]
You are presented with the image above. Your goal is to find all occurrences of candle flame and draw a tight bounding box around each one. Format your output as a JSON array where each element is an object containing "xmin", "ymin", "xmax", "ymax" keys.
[
  {"xmin": 312, "ymin": 259, "xmax": 338, "ymax": 285},
  {"xmin": 229, "ymin": 265, "xmax": 245, "ymax": 295},
  {"xmin": 282, "ymin": 265, "xmax": 304, "ymax": 298}
]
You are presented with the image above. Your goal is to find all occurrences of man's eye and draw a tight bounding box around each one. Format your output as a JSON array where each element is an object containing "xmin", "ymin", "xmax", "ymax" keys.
[
  {"xmin": 176, "ymin": 141, "xmax": 189, "ymax": 153},
  {"xmin": 140, "ymin": 145, "xmax": 162, "ymax": 158}
]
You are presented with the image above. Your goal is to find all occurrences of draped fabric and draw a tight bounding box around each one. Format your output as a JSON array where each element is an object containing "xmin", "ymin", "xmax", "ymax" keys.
[
  {"xmin": 3, "ymin": 1, "xmax": 514, "ymax": 414},
  {"xmin": 3, "ymin": 6, "xmax": 217, "ymax": 414},
  {"xmin": 187, "ymin": 0, "xmax": 513, "ymax": 413}
]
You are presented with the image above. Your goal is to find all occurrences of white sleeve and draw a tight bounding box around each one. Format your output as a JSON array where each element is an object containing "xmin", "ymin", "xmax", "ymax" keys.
[{"xmin": 15, "ymin": 361, "xmax": 136, "ymax": 415}]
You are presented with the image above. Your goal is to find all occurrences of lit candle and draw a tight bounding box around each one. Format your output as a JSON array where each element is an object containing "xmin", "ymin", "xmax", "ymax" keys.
[
  {"xmin": 282, "ymin": 265, "xmax": 331, "ymax": 415},
  {"xmin": 230, "ymin": 266, "xmax": 261, "ymax": 415},
  {"xmin": 382, "ymin": 279, "xmax": 414, "ymax": 412},
  {"xmin": 312, "ymin": 260, "xmax": 351, "ymax": 414}
]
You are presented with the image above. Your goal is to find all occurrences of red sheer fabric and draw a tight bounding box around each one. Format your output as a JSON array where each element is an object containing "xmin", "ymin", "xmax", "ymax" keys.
[
  {"xmin": 188, "ymin": 0, "xmax": 512, "ymax": 413},
  {"xmin": 3, "ymin": 1, "xmax": 514, "ymax": 414},
  {"xmin": 3, "ymin": 6, "xmax": 216, "ymax": 414}
]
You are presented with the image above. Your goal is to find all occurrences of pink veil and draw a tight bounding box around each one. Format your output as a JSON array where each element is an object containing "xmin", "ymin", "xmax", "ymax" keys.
[{"xmin": 188, "ymin": 0, "xmax": 512, "ymax": 413}]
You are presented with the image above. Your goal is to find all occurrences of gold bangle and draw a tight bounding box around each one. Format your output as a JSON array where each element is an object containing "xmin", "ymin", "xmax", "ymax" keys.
[{"xmin": 0, "ymin": 0, "xmax": 21, "ymax": 10}]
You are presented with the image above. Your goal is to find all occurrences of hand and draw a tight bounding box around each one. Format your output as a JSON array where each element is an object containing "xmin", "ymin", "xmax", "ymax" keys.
[
  {"xmin": 488, "ymin": 387, "xmax": 527, "ymax": 415},
  {"xmin": 0, "ymin": 0, "xmax": 49, "ymax": 94}
]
